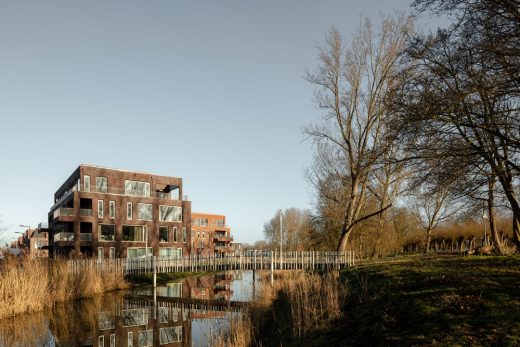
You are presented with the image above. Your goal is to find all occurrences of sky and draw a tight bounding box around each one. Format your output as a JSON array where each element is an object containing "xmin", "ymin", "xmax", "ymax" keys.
[{"xmin": 0, "ymin": 0, "xmax": 443, "ymax": 245}]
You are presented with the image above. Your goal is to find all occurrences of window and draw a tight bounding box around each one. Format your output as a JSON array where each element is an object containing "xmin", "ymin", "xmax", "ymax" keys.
[
  {"xmin": 98, "ymin": 200, "xmax": 104, "ymax": 218},
  {"xmin": 84, "ymin": 175, "xmax": 90, "ymax": 192},
  {"xmin": 195, "ymin": 218, "xmax": 208, "ymax": 226},
  {"xmin": 216, "ymin": 219, "xmax": 225, "ymax": 227},
  {"xmin": 173, "ymin": 227, "xmax": 177, "ymax": 242},
  {"xmin": 138, "ymin": 330, "xmax": 153, "ymax": 347},
  {"xmin": 123, "ymin": 308, "xmax": 148, "ymax": 326},
  {"xmin": 202, "ymin": 230, "xmax": 205, "ymax": 238},
  {"xmin": 109, "ymin": 201, "xmax": 115, "ymax": 219},
  {"xmin": 109, "ymin": 247, "xmax": 115, "ymax": 259},
  {"xmin": 123, "ymin": 225, "xmax": 146, "ymax": 242},
  {"xmin": 128, "ymin": 332, "xmax": 133, "ymax": 347},
  {"xmin": 159, "ymin": 247, "xmax": 182, "ymax": 258},
  {"xmin": 159, "ymin": 326, "xmax": 182, "ymax": 344},
  {"xmin": 127, "ymin": 247, "xmax": 153, "ymax": 258},
  {"xmin": 124, "ymin": 180, "xmax": 150, "ymax": 197},
  {"xmin": 127, "ymin": 203, "xmax": 133, "ymax": 220},
  {"xmin": 159, "ymin": 227, "xmax": 168, "ymax": 242},
  {"xmin": 98, "ymin": 224, "xmax": 115, "ymax": 241},
  {"xmin": 159, "ymin": 205, "xmax": 182, "ymax": 222},
  {"xmin": 98, "ymin": 247, "xmax": 104, "ymax": 260},
  {"xmin": 110, "ymin": 334, "xmax": 115, "ymax": 347},
  {"xmin": 96, "ymin": 177, "xmax": 108, "ymax": 193},
  {"xmin": 199, "ymin": 241, "xmax": 204, "ymax": 248},
  {"xmin": 182, "ymin": 227, "xmax": 187, "ymax": 243},
  {"xmin": 98, "ymin": 336, "xmax": 104, "ymax": 347},
  {"xmin": 138, "ymin": 203, "xmax": 153, "ymax": 221}
]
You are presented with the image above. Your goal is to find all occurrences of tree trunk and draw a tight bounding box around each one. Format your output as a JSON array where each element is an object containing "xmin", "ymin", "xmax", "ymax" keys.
[
  {"xmin": 487, "ymin": 178, "xmax": 507, "ymax": 254},
  {"xmin": 425, "ymin": 228, "xmax": 432, "ymax": 254}
]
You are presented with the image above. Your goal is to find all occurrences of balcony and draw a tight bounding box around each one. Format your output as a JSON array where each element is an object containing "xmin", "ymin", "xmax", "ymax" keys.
[
  {"xmin": 78, "ymin": 184, "xmax": 189, "ymax": 201},
  {"xmin": 54, "ymin": 232, "xmax": 74, "ymax": 242},
  {"xmin": 214, "ymin": 245, "xmax": 231, "ymax": 251},
  {"xmin": 79, "ymin": 233, "xmax": 93, "ymax": 241},
  {"xmin": 214, "ymin": 234, "xmax": 233, "ymax": 242},
  {"xmin": 53, "ymin": 208, "xmax": 74, "ymax": 219},
  {"xmin": 79, "ymin": 209, "xmax": 93, "ymax": 217}
]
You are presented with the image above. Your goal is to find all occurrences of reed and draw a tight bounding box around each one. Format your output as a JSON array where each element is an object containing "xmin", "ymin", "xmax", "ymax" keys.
[
  {"xmin": 210, "ymin": 270, "xmax": 347, "ymax": 346},
  {"xmin": 0, "ymin": 256, "xmax": 128, "ymax": 320}
]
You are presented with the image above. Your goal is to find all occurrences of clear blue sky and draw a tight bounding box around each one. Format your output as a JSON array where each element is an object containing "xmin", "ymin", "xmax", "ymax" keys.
[{"xmin": 0, "ymin": 1, "xmax": 439, "ymax": 244}]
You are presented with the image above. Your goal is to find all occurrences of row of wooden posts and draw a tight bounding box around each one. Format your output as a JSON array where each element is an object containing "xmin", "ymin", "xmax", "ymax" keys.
[{"xmin": 66, "ymin": 250, "xmax": 356, "ymax": 287}]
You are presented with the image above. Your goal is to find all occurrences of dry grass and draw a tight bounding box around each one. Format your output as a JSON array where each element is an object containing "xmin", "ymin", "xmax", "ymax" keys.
[
  {"xmin": 210, "ymin": 270, "xmax": 347, "ymax": 346},
  {"xmin": 0, "ymin": 256, "xmax": 128, "ymax": 320}
]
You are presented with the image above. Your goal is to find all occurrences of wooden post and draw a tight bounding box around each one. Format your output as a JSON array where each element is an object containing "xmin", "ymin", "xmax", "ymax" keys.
[
  {"xmin": 153, "ymin": 256, "xmax": 157, "ymax": 288},
  {"xmin": 270, "ymin": 250, "xmax": 274, "ymax": 285}
]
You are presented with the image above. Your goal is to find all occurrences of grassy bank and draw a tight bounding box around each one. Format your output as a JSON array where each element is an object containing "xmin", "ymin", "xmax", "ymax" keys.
[
  {"xmin": 126, "ymin": 271, "xmax": 208, "ymax": 285},
  {"xmin": 0, "ymin": 257, "xmax": 128, "ymax": 320},
  {"xmin": 339, "ymin": 255, "xmax": 520, "ymax": 346},
  {"xmin": 213, "ymin": 255, "xmax": 520, "ymax": 346}
]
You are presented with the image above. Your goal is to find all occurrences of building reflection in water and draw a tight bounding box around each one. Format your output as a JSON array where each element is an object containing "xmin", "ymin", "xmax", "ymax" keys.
[{"xmin": 0, "ymin": 271, "xmax": 244, "ymax": 347}]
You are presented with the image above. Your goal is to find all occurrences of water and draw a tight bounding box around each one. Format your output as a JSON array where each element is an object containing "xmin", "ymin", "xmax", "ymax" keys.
[{"xmin": 0, "ymin": 270, "xmax": 261, "ymax": 347}]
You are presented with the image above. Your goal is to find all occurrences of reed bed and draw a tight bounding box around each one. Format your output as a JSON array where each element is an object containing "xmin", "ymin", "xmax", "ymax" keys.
[
  {"xmin": 0, "ymin": 256, "xmax": 128, "ymax": 320},
  {"xmin": 211, "ymin": 270, "xmax": 347, "ymax": 346}
]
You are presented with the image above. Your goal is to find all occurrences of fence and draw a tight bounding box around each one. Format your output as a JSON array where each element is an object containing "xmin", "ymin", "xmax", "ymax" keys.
[{"xmin": 66, "ymin": 251, "xmax": 355, "ymax": 277}]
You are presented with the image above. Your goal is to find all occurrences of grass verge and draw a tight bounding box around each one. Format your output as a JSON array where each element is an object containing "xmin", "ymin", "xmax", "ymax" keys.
[{"xmin": 338, "ymin": 254, "xmax": 520, "ymax": 346}]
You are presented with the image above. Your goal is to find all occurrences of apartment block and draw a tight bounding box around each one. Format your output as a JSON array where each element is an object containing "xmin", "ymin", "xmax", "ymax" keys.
[
  {"xmin": 191, "ymin": 212, "xmax": 233, "ymax": 256},
  {"xmin": 49, "ymin": 164, "xmax": 191, "ymax": 259}
]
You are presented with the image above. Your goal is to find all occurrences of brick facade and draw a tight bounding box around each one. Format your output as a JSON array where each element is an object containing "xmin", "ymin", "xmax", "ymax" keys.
[{"xmin": 49, "ymin": 164, "xmax": 192, "ymax": 258}]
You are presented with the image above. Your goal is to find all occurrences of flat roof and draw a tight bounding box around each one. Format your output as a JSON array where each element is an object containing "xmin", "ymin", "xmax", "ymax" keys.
[{"xmin": 80, "ymin": 163, "xmax": 182, "ymax": 180}]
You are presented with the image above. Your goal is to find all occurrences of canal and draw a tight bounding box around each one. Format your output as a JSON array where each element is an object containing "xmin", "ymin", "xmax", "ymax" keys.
[{"xmin": 0, "ymin": 270, "xmax": 260, "ymax": 347}]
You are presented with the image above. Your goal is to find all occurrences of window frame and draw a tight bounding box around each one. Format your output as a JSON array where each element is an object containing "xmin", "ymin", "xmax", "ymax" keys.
[
  {"xmin": 137, "ymin": 203, "xmax": 153, "ymax": 221},
  {"xmin": 96, "ymin": 176, "xmax": 108, "ymax": 193},
  {"xmin": 84, "ymin": 175, "xmax": 90, "ymax": 192},
  {"xmin": 98, "ymin": 224, "xmax": 115, "ymax": 242},
  {"xmin": 127, "ymin": 202, "xmax": 133, "ymax": 220},
  {"xmin": 109, "ymin": 201, "xmax": 115, "ymax": 219},
  {"xmin": 98, "ymin": 200, "xmax": 104, "ymax": 218}
]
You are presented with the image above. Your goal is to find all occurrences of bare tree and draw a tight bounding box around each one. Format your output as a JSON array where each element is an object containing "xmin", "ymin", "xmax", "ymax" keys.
[
  {"xmin": 263, "ymin": 208, "xmax": 313, "ymax": 250},
  {"xmin": 410, "ymin": 187, "xmax": 455, "ymax": 253},
  {"xmin": 305, "ymin": 15, "xmax": 413, "ymax": 251}
]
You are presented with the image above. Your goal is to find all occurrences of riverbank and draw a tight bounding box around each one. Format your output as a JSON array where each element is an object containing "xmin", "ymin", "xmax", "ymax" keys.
[
  {"xmin": 0, "ymin": 257, "xmax": 128, "ymax": 320},
  {"xmin": 216, "ymin": 254, "xmax": 520, "ymax": 346}
]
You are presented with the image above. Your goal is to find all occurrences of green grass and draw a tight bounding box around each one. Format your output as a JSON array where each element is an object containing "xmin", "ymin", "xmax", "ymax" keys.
[
  {"xmin": 125, "ymin": 271, "xmax": 209, "ymax": 285},
  {"xmin": 335, "ymin": 254, "xmax": 520, "ymax": 346}
]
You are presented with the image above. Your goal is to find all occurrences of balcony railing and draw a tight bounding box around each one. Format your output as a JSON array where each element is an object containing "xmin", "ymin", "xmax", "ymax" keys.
[
  {"xmin": 53, "ymin": 207, "xmax": 74, "ymax": 219},
  {"xmin": 78, "ymin": 184, "xmax": 189, "ymax": 201},
  {"xmin": 79, "ymin": 233, "xmax": 92, "ymax": 241},
  {"xmin": 54, "ymin": 232, "xmax": 74, "ymax": 242},
  {"xmin": 79, "ymin": 209, "xmax": 93, "ymax": 217},
  {"xmin": 214, "ymin": 235, "xmax": 233, "ymax": 242}
]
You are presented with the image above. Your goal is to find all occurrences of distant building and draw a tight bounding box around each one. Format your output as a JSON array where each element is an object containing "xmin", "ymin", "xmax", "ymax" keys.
[
  {"xmin": 49, "ymin": 164, "xmax": 192, "ymax": 259},
  {"xmin": 191, "ymin": 213, "xmax": 233, "ymax": 256},
  {"xmin": 19, "ymin": 223, "xmax": 50, "ymax": 258}
]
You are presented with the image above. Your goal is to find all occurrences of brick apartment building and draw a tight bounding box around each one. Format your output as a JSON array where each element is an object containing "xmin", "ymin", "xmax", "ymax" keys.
[
  {"xmin": 191, "ymin": 212, "xmax": 233, "ymax": 256},
  {"xmin": 49, "ymin": 164, "xmax": 192, "ymax": 259}
]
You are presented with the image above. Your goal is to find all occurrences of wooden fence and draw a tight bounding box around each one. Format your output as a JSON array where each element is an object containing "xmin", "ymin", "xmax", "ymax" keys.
[{"xmin": 66, "ymin": 251, "xmax": 355, "ymax": 276}]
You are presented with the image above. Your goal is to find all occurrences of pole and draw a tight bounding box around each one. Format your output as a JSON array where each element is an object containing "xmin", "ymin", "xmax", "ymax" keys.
[{"xmin": 279, "ymin": 210, "xmax": 283, "ymax": 270}]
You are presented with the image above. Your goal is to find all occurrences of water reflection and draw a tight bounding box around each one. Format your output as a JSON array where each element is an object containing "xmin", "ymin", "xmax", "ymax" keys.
[{"xmin": 0, "ymin": 271, "xmax": 250, "ymax": 347}]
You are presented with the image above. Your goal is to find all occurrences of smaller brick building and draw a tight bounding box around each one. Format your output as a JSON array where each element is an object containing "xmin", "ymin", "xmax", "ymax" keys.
[{"xmin": 191, "ymin": 212, "xmax": 233, "ymax": 256}]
